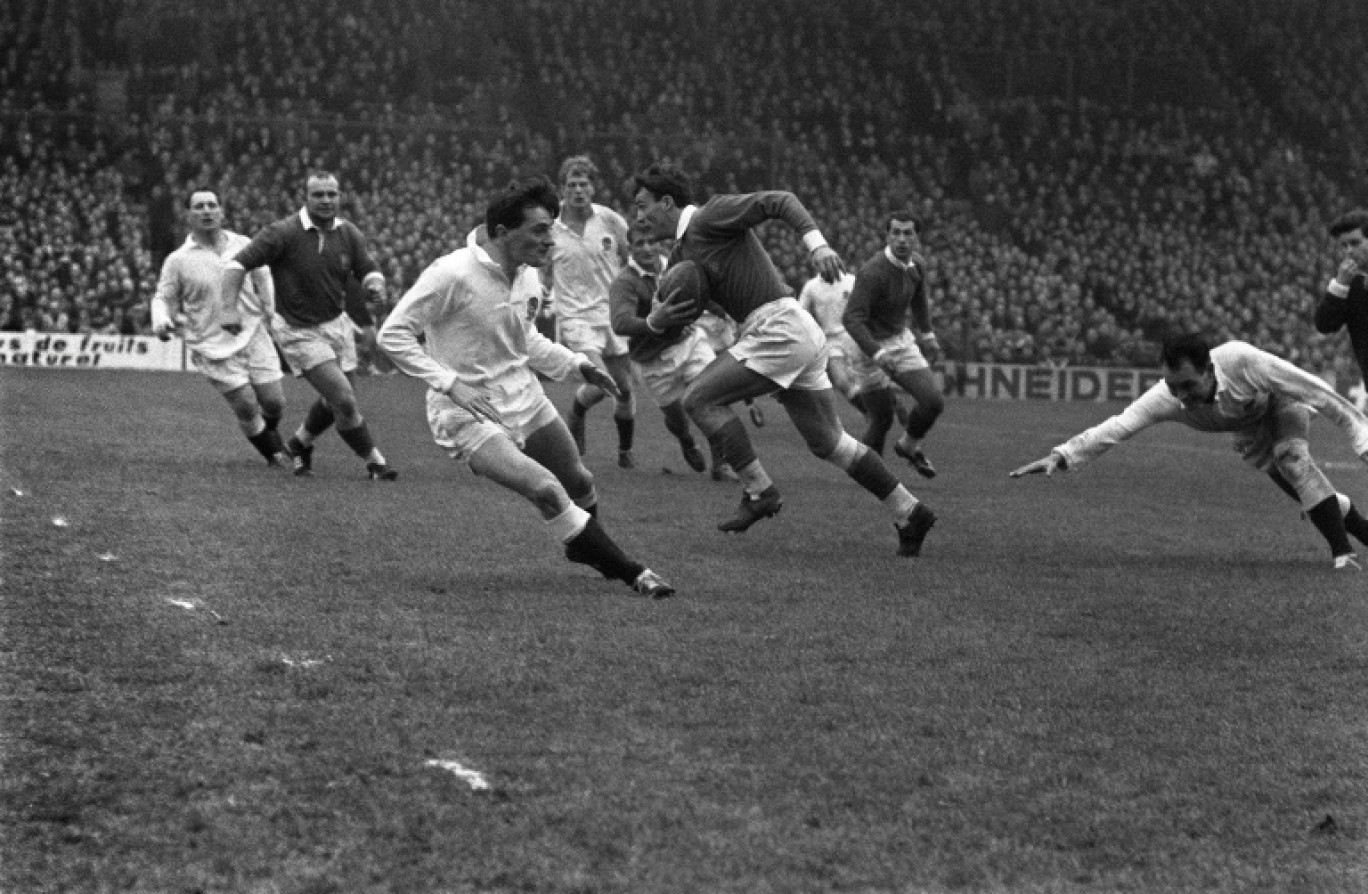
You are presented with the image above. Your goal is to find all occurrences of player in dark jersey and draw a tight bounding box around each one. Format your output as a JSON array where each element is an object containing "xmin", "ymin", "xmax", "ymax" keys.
[{"xmin": 632, "ymin": 163, "xmax": 936, "ymax": 557}]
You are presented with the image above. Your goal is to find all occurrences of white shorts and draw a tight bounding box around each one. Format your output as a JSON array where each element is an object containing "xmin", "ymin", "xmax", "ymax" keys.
[
  {"xmin": 847, "ymin": 329, "xmax": 929, "ymax": 393},
  {"xmin": 730, "ymin": 297, "xmax": 830, "ymax": 391},
  {"xmin": 558, "ymin": 316, "xmax": 628, "ymax": 358},
  {"xmin": 636, "ymin": 328, "xmax": 716, "ymax": 406},
  {"xmin": 694, "ymin": 312, "xmax": 737, "ymax": 353},
  {"xmin": 427, "ymin": 388, "xmax": 561, "ymax": 464},
  {"xmin": 273, "ymin": 314, "xmax": 358, "ymax": 376},
  {"xmin": 191, "ymin": 325, "xmax": 283, "ymax": 393}
]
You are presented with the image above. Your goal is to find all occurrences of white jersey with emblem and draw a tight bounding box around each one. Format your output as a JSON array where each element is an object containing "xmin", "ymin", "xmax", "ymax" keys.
[
  {"xmin": 378, "ymin": 245, "xmax": 585, "ymax": 420},
  {"xmin": 547, "ymin": 203, "xmax": 629, "ymax": 325},
  {"xmin": 1057, "ymin": 340, "xmax": 1368, "ymax": 468},
  {"xmin": 798, "ymin": 272, "xmax": 856, "ymax": 338},
  {"xmin": 152, "ymin": 232, "xmax": 273, "ymax": 360}
]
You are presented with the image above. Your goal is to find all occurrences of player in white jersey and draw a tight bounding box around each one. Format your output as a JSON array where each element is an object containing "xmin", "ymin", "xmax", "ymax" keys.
[
  {"xmin": 377, "ymin": 177, "xmax": 674, "ymax": 598},
  {"xmin": 542, "ymin": 155, "xmax": 637, "ymax": 466},
  {"xmin": 1012, "ymin": 334, "xmax": 1368, "ymax": 571},
  {"xmin": 797, "ymin": 267, "xmax": 862, "ymax": 405},
  {"xmin": 150, "ymin": 187, "xmax": 289, "ymax": 466}
]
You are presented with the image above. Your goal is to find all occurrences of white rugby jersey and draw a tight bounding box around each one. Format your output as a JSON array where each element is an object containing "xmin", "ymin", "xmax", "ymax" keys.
[
  {"xmin": 1056, "ymin": 341, "xmax": 1368, "ymax": 468},
  {"xmin": 798, "ymin": 272, "xmax": 857, "ymax": 338},
  {"xmin": 378, "ymin": 245, "xmax": 585, "ymax": 418},
  {"xmin": 152, "ymin": 232, "xmax": 273, "ymax": 359},
  {"xmin": 546, "ymin": 203, "xmax": 629, "ymax": 325}
]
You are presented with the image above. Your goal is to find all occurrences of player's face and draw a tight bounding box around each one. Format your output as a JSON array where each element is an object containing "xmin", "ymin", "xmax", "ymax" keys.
[
  {"xmin": 629, "ymin": 232, "xmax": 660, "ymax": 270},
  {"xmin": 634, "ymin": 188, "xmax": 674, "ymax": 239},
  {"xmin": 186, "ymin": 191, "xmax": 223, "ymax": 234},
  {"xmin": 1163, "ymin": 360, "xmax": 1217, "ymax": 407},
  {"xmin": 562, "ymin": 173, "xmax": 594, "ymax": 210},
  {"xmin": 1336, "ymin": 227, "xmax": 1368, "ymax": 270},
  {"xmin": 501, "ymin": 205, "xmax": 556, "ymax": 267},
  {"xmin": 305, "ymin": 176, "xmax": 340, "ymax": 225},
  {"xmin": 887, "ymin": 219, "xmax": 920, "ymax": 262}
]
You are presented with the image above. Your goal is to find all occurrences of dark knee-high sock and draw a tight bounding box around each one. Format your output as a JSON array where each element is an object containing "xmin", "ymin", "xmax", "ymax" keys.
[
  {"xmin": 860, "ymin": 389, "xmax": 896, "ymax": 455},
  {"xmin": 564, "ymin": 517, "xmax": 644, "ymax": 583},
  {"xmin": 337, "ymin": 420, "xmax": 376, "ymax": 459},
  {"xmin": 615, "ymin": 416, "xmax": 635, "ymax": 452},
  {"xmin": 304, "ymin": 400, "xmax": 335, "ymax": 439},
  {"xmin": 845, "ymin": 447, "xmax": 901, "ymax": 500},
  {"xmin": 1342, "ymin": 498, "xmax": 1368, "ymax": 545},
  {"xmin": 708, "ymin": 416, "xmax": 757, "ymax": 471},
  {"xmin": 246, "ymin": 427, "xmax": 282, "ymax": 459},
  {"xmin": 1306, "ymin": 495, "xmax": 1354, "ymax": 557}
]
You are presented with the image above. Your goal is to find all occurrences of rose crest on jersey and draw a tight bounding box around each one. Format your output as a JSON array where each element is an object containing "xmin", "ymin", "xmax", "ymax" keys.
[
  {"xmin": 601, "ymin": 236, "xmax": 614, "ymax": 253},
  {"xmin": 525, "ymin": 294, "xmax": 541, "ymax": 322}
]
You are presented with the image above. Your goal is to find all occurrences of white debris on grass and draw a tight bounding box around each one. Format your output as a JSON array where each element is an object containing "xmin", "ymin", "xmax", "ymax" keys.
[
  {"xmin": 98, "ymin": 553, "xmax": 117, "ymax": 562},
  {"xmin": 10, "ymin": 488, "xmax": 24, "ymax": 497},
  {"xmin": 281, "ymin": 654, "xmax": 330, "ymax": 669},
  {"xmin": 425, "ymin": 759, "xmax": 492, "ymax": 791},
  {"xmin": 51, "ymin": 517, "xmax": 68, "ymax": 527},
  {"xmin": 166, "ymin": 598, "xmax": 198, "ymax": 611}
]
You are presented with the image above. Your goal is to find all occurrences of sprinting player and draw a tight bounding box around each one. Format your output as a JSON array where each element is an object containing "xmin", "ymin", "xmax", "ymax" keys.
[
  {"xmin": 377, "ymin": 177, "xmax": 675, "ymax": 598},
  {"xmin": 151, "ymin": 186, "xmax": 288, "ymax": 466},
  {"xmin": 220, "ymin": 171, "xmax": 398, "ymax": 480},
  {"xmin": 1011, "ymin": 334, "xmax": 1368, "ymax": 571},
  {"xmin": 1314, "ymin": 208, "xmax": 1368, "ymax": 385},
  {"xmin": 843, "ymin": 209, "xmax": 944, "ymax": 475},
  {"xmin": 633, "ymin": 162, "xmax": 936, "ymax": 556},
  {"xmin": 543, "ymin": 155, "xmax": 637, "ymax": 467},
  {"xmin": 609, "ymin": 225, "xmax": 716, "ymax": 477}
]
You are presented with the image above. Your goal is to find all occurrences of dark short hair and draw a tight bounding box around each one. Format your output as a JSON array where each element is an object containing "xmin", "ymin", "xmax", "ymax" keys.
[
  {"xmin": 1329, "ymin": 209, "xmax": 1368, "ymax": 238},
  {"xmin": 1160, "ymin": 333, "xmax": 1212, "ymax": 370},
  {"xmin": 886, "ymin": 209, "xmax": 920, "ymax": 232},
  {"xmin": 185, "ymin": 186, "xmax": 220, "ymax": 208},
  {"xmin": 633, "ymin": 163, "xmax": 693, "ymax": 207},
  {"xmin": 485, "ymin": 176, "xmax": 560, "ymax": 234}
]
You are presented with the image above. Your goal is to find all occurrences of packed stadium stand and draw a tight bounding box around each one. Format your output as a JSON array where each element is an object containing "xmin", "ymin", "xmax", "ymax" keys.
[{"xmin": 2, "ymin": 0, "xmax": 1365, "ymax": 378}]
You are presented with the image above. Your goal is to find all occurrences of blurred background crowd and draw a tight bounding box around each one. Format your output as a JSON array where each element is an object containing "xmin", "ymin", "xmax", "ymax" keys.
[{"xmin": 2, "ymin": 0, "xmax": 1366, "ymax": 383}]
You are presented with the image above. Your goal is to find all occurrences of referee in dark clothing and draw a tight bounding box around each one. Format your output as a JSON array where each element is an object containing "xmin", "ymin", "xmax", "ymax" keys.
[{"xmin": 220, "ymin": 171, "xmax": 398, "ymax": 479}]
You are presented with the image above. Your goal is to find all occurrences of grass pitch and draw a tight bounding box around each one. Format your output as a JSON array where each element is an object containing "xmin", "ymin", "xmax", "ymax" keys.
[{"xmin": 2, "ymin": 367, "xmax": 1366, "ymax": 893}]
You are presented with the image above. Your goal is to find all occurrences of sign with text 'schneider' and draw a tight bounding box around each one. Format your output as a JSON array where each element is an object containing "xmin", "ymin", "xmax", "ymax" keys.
[
  {"xmin": 0, "ymin": 331, "xmax": 185, "ymax": 370},
  {"xmin": 938, "ymin": 362, "xmax": 1164, "ymax": 402}
]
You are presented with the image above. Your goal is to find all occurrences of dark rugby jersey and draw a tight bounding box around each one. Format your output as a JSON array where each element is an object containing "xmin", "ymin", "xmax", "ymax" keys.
[
  {"xmin": 843, "ymin": 249, "xmax": 932, "ymax": 358},
  {"xmin": 234, "ymin": 209, "xmax": 380, "ymax": 327}
]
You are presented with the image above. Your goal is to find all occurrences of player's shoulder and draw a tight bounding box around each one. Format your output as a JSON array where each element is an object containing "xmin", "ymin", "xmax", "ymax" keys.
[{"xmin": 593, "ymin": 203, "xmax": 628, "ymax": 226}]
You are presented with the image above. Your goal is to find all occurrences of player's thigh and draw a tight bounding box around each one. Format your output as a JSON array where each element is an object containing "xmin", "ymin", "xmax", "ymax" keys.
[
  {"xmin": 776, "ymin": 387, "xmax": 845, "ymax": 455},
  {"xmin": 523, "ymin": 413, "xmax": 592, "ymax": 494},
  {"xmin": 469, "ymin": 433, "xmax": 564, "ymax": 505},
  {"xmin": 603, "ymin": 351, "xmax": 635, "ymax": 392},
  {"xmin": 892, "ymin": 367, "xmax": 944, "ymax": 410},
  {"xmin": 685, "ymin": 351, "xmax": 777, "ymax": 409}
]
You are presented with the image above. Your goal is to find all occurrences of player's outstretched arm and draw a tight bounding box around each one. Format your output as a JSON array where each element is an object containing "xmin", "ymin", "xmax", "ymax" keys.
[{"xmin": 1010, "ymin": 451, "xmax": 1066, "ymax": 478}]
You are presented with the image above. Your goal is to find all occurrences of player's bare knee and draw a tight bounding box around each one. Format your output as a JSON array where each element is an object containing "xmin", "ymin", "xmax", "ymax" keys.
[
  {"xmin": 528, "ymin": 476, "xmax": 568, "ymax": 516},
  {"xmin": 1272, "ymin": 438, "xmax": 1313, "ymax": 480}
]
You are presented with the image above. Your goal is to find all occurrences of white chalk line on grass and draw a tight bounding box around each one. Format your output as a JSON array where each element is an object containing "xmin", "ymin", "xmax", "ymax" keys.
[{"xmin": 425, "ymin": 758, "xmax": 492, "ymax": 791}]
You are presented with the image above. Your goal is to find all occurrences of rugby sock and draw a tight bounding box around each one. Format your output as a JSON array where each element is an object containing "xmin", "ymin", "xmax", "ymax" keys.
[
  {"xmin": 844, "ymin": 443, "xmax": 903, "ymax": 501},
  {"xmin": 572, "ymin": 486, "xmax": 599, "ymax": 517},
  {"xmin": 904, "ymin": 402, "xmax": 941, "ymax": 440},
  {"xmin": 261, "ymin": 410, "xmax": 282, "ymax": 432},
  {"xmin": 1306, "ymin": 495, "xmax": 1354, "ymax": 557},
  {"xmin": 247, "ymin": 427, "xmax": 283, "ymax": 461},
  {"xmin": 614, "ymin": 414, "xmax": 635, "ymax": 452},
  {"xmin": 297, "ymin": 399, "xmax": 335, "ymax": 446},
  {"xmin": 337, "ymin": 420, "xmax": 385, "ymax": 465},
  {"xmin": 734, "ymin": 460, "xmax": 773, "ymax": 495},
  {"xmin": 1338, "ymin": 494, "xmax": 1368, "ymax": 545},
  {"xmin": 883, "ymin": 485, "xmax": 920, "ymax": 524},
  {"xmin": 564, "ymin": 517, "xmax": 646, "ymax": 584},
  {"xmin": 708, "ymin": 416, "xmax": 757, "ymax": 474},
  {"xmin": 546, "ymin": 503, "xmax": 591, "ymax": 543}
]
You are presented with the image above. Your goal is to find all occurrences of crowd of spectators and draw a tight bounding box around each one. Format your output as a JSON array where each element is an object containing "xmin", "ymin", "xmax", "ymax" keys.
[{"xmin": 1, "ymin": 0, "xmax": 1365, "ymax": 380}]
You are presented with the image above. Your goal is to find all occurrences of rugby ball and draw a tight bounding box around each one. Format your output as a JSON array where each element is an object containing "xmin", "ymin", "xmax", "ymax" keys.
[{"xmin": 658, "ymin": 260, "xmax": 709, "ymax": 321}]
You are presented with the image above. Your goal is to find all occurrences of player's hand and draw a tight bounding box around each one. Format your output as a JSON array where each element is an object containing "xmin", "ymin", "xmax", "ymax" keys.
[
  {"xmin": 811, "ymin": 245, "xmax": 845, "ymax": 283},
  {"xmin": 579, "ymin": 361, "xmax": 622, "ymax": 399},
  {"xmin": 647, "ymin": 287, "xmax": 697, "ymax": 331},
  {"xmin": 1336, "ymin": 256, "xmax": 1364, "ymax": 287},
  {"xmin": 1010, "ymin": 452, "xmax": 1065, "ymax": 478},
  {"xmin": 917, "ymin": 332, "xmax": 942, "ymax": 364},
  {"xmin": 445, "ymin": 381, "xmax": 504, "ymax": 427},
  {"xmin": 872, "ymin": 346, "xmax": 898, "ymax": 374}
]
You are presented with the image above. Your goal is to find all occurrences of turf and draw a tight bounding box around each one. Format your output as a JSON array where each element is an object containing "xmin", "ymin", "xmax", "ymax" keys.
[{"xmin": 2, "ymin": 367, "xmax": 1366, "ymax": 893}]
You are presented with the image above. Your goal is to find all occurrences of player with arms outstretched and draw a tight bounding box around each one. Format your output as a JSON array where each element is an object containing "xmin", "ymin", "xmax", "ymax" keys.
[{"xmin": 1012, "ymin": 334, "xmax": 1368, "ymax": 571}]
